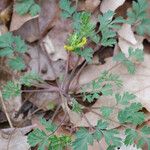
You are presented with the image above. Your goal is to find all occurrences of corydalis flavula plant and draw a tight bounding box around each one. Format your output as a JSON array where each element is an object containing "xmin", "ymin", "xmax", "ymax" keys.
[{"xmin": 0, "ymin": 0, "xmax": 149, "ymax": 150}]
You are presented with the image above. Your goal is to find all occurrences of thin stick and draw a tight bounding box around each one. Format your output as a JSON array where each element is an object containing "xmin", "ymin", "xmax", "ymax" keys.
[{"xmin": 0, "ymin": 91, "xmax": 13, "ymax": 128}]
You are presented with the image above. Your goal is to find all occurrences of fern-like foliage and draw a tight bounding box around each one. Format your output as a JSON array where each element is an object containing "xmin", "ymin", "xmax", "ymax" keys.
[
  {"xmin": 98, "ymin": 10, "xmax": 125, "ymax": 47},
  {"xmin": 82, "ymin": 71, "xmax": 122, "ymax": 102},
  {"xmin": 59, "ymin": 0, "xmax": 76, "ymax": 19},
  {"xmin": 113, "ymin": 48, "xmax": 144, "ymax": 74},
  {"xmin": 27, "ymin": 118, "xmax": 71, "ymax": 150},
  {"xmin": 127, "ymin": 0, "xmax": 150, "ymax": 35},
  {"xmin": 15, "ymin": 0, "xmax": 41, "ymax": 16},
  {"xmin": 0, "ymin": 32, "xmax": 27, "ymax": 71},
  {"xmin": 2, "ymin": 81, "xmax": 21, "ymax": 100}
]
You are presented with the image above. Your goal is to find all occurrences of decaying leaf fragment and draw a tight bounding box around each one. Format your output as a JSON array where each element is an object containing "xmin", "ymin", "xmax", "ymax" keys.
[{"xmin": 100, "ymin": 0, "xmax": 125, "ymax": 13}]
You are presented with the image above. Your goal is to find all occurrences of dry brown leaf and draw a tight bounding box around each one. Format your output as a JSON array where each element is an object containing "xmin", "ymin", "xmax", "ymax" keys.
[
  {"xmin": 13, "ymin": 17, "xmax": 40, "ymax": 42},
  {"xmin": 28, "ymin": 44, "xmax": 66, "ymax": 80},
  {"xmin": 44, "ymin": 19, "xmax": 72, "ymax": 61},
  {"xmin": 10, "ymin": 12, "xmax": 38, "ymax": 31},
  {"xmin": 0, "ymin": 0, "xmax": 11, "ymax": 12},
  {"xmin": 118, "ymin": 24, "xmax": 137, "ymax": 45},
  {"xmin": 39, "ymin": 0, "xmax": 59, "ymax": 35},
  {"xmin": 0, "ymin": 129, "xmax": 30, "ymax": 150},
  {"xmin": 29, "ymin": 92, "xmax": 60, "ymax": 111},
  {"xmin": 0, "ymin": 24, "xmax": 8, "ymax": 35},
  {"xmin": 85, "ymin": 0, "xmax": 101, "ymax": 12},
  {"xmin": 100, "ymin": 0, "xmax": 125, "ymax": 13},
  {"xmin": 118, "ymin": 35, "xmax": 144, "ymax": 57}
]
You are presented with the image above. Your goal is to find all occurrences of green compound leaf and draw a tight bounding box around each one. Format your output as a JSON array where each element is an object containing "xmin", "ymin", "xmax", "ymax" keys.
[
  {"xmin": 124, "ymin": 128, "xmax": 138, "ymax": 146},
  {"xmin": 118, "ymin": 103, "xmax": 145, "ymax": 125},
  {"xmin": 75, "ymin": 48, "xmax": 93, "ymax": 63},
  {"xmin": 128, "ymin": 48, "xmax": 144, "ymax": 62},
  {"xmin": 20, "ymin": 72, "xmax": 43, "ymax": 87},
  {"xmin": 40, "ymin": 118, "xmax": 57, "ymax": 133},
  {"xmin": 8, "ymin": 57, "xmax": 25, "ymax": 71},
  {"xmin": 102, "ymin": 129, "xmax": 122, "ymax": 148},
  {"xmin": 127, "ymin": 0, "xmax": 150, "ymax": 35},
  {"xmin": 115, "ymin": 92, "xmax": 136, "ymax": 105},
  {"xmin": 59, "ymin": 0, "xmax": 75, "ymax": 19},
  {"xmin": 2, "ymin": 81, "xmax": 21, "ymax": 100},
  {"xmin": 72, "ymin": 128, "xmax": 94, "ymax": 150},
  {"xmin": 113, "ymin": 48, "xmax": 144, "ymax": 74},
  {"xmin": 101, "ymin": 84, "xmax": 113, "ymax": 96},
  {"xmin": 13, "ymin": 36, "xmax": 27, "ymax": 53},
  {"xmin": 15, "ymin": 0, "xmax": 40, "ymax": 16},
  {"xmin": 99, "ymin": 10, "xmax": 125, "ymax": 47},
  {"xmin": 49, "ymin": 135, "xmax": 71, "ymax": 150},
  {"xmin": 27, "ymin": 128, "xmax": 49, "ymax": 150},
  {"xmin": 100, "ymin": 106, "xmax": 113, "ymax": 118}
]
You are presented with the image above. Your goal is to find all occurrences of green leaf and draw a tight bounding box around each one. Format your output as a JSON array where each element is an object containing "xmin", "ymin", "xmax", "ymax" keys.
[
  {"xmin": 2, "ymin": 81, "xmax": 21, "ymax": 100},
  {"xmin": 93, "ymin": 120, "xmax": 108, "ymax": 141},
  {"xmin": 15, "ymin": 0, "xmax": 40, "ymax": 16},
  {"xmin": 72, "ymin": 128, "xmax": 94, "ymax": 150},
  {"xmin": 0, "ymin": 47, "xmax": 13, "ymax": 57},
  {"xmin": 115, "ymin": 92, "xmax": 136, "ymax": 105},
  {"xmin": 101, "ymin": 84, "xmax": 113, "ymax": 96},
  {"xmin": 0, "ymin": 32, "xmax": 14, "ymax": 48},
  {"xmin": 102, "ymin": 129, "xmax": 122, "ymax": 147},
  {"xmin": 75, "ymin": 48, "xmax": 93, "ymax": 63},
  {"xmin": 49, "ymin": 135, "xmax": 71, "ymax": 150},
  {"xmin": 113, "ymin": 51, "xmax": 136, "ymax": 74},
  {"xmin": 27, "ymin": 128, "xmax": 49, "ymax": 150},
  {"xmin": 8, "ymin": 57, "xmax": 25, "ymax": 71},
  {"xmin": 99, "ymin": 10, "xmax": 125, "ymax": 46},
  {"xmin": 128, "ymin": 48, "xmax": 144, "ymax": 62},
  {"xmin": 141, "ymin": 126, "xmax": 150, "ymax": 135},
  {"xmin": 124, "ymin": 128, "xmax": 138, "ymax": 145},
  {"xmin": 20, "ymin": 72, "xmax": 43, "ymax": 87},
  {"xmin": 127, "ymin": 0, "xmax": 150, "ymax": 35},
  {"xmin": 98, "ymin": 71, "xmax": 123, "ymax": 87},
  {"xmin": 59, "ymin": 0, "xmax": 75, "ymax": 19},
  {"xmin": 118, "ymin": 103, "xmax": 145, "ymax": 125},
  {"xmin": 100, "ymin": 106, "xmax": 113, "ymax": 118},
  {"xmin": 13, "ymin": 36, "xmax": 27, "ymax": 53},
  {"xmin": 30, "ymin": 3, "xmax": 41, "ymax": 16},
  {"xmin": 40, "ymin": 118, "xmax": 57, "ymax": 133},
  {"xmin": 71, "ymin": 98, "xmax": 83, "ymax": 113}
]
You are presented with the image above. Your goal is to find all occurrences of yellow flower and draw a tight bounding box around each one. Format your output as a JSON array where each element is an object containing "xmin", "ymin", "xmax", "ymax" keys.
[
  {"xmin": 64, "ymin": 45, "xmax": 74, "ymax": 51},
  {"xmin": 77, "ymin": 37, "xmax": 87, "ymax": 48},
  {"xmin": 64, "ymin": 37, "xmax": 87, "ymax": 51}
]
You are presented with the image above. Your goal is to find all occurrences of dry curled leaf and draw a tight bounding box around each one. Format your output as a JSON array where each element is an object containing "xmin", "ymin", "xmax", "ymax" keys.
[
  {"xmin": 100, "ymin": 0, "xmax": 125, "ymax": 13},
  {"xmin": 0, "ymin": 129, "xmax": 30, "ymax": 150},
  {"xmin": 118, "ymin": 24, "xmax": 137, "ymax": 45},
  {"xmin": 85, "ymin": 0, "xmax": 101, "ymax": 12}
]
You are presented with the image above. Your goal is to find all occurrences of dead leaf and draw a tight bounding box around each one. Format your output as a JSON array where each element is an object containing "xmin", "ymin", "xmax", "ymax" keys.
[
  {"xmin": 85, "ymin": 0, "xmax": 101, "ymax": 12},
  {"xmin": 0, "ymin": 129, "xmax": 30, "ymax": 150},
  {"xmin": 100, "ymin": 0, "xmax": 125, "ymax": 13},
  {"xmin": 118, "ymin": 24, "xmax": 137, "ymax": 45},
  {"xmin": 27, "ymin": 44, "xmax": 66, "ymax": 80},
  {"xmin": 118, "ymin": 35, "xmax": 144, "ymax": 57},
  {"xmin": 10, "ymin": 12, "xmax": 38, "ymax": 31},
  {"xmin": 0, "ymin": 0, "xmax": 11, "ymax": 12},
  {"xmin": 44, "ymin": 19, "xmax": 72, "ymax": 61},
  {"xmin": 39, "ymin": 0, "xmax": 59, "ymax": 35},
  {"xmin": 0, "ymin": 24, "xmax": 8, "ymax": 35},
  {"xmin": 29, "ymin": 92, "xmax": 60, "ymax": 111},
  {"xmin": 13, "ymin": 17, "xmax": 40, "ymax": 42}
]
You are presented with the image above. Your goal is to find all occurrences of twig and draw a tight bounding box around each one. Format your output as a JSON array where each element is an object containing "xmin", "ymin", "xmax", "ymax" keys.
[{"xmin": 0, "ymin": 91, "xmax": 13, "ymax": 128}]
